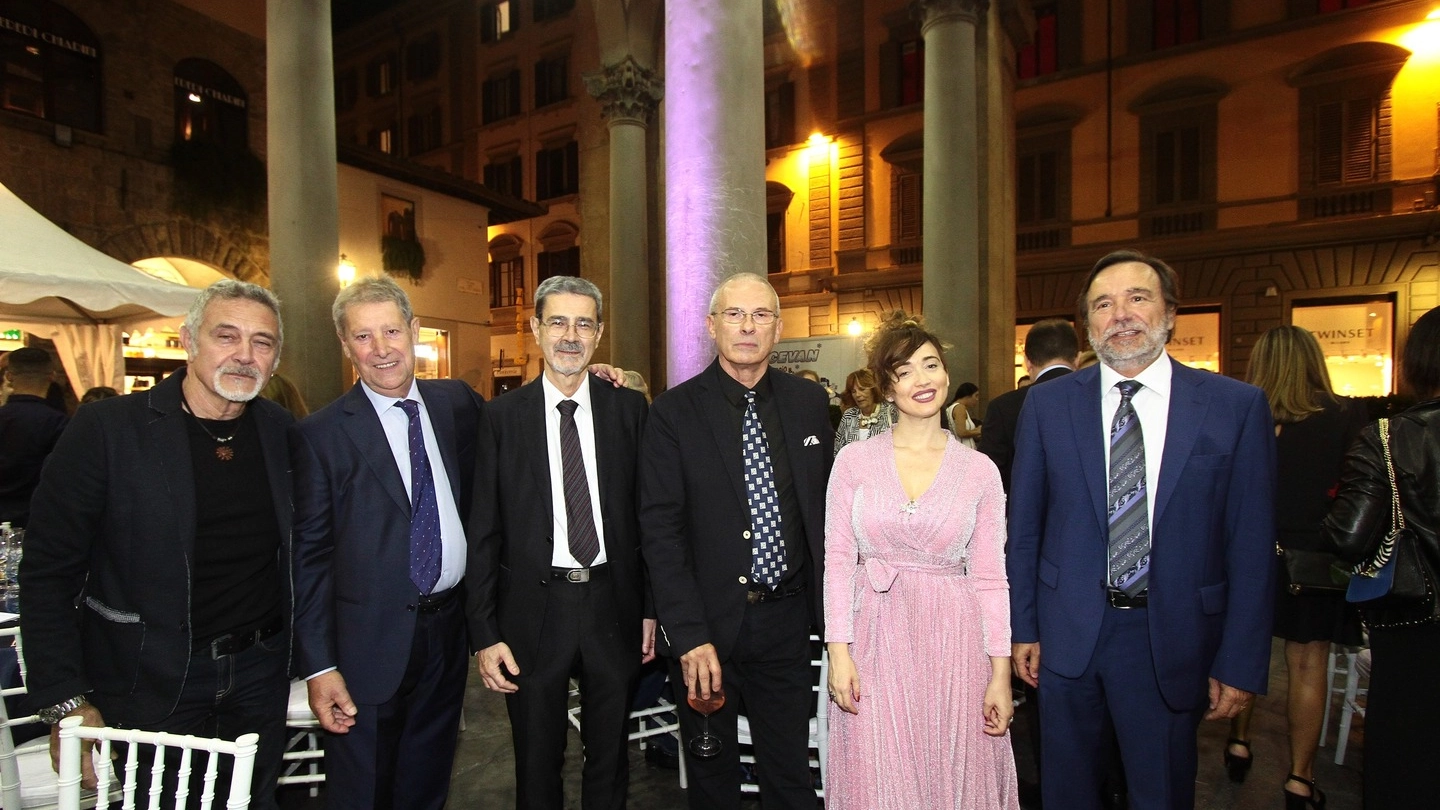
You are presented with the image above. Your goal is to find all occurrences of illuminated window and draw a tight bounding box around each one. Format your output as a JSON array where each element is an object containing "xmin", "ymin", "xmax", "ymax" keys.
[
  {"xmin": 489, "ymin": 234, "xmax": 525, "ymax": 308},
  {"xmin": 0, "ymin": 0, "xmax": 102, "ymax": 132},
  {"xmin": 366, "ymin": 52, "xmax": 397, "ymax": 97},
  {"xmin": 893, "ymin": 169, "xmax": 922, "ymax": 242},
  {"xmin": 1292, "ymin": 298, "xmax": 1394, "ymax": 396},
  {"xmin": 1169, "ymin": 309, "xmax": 1221, "ymax": 372},
  {"xmin": 481, "ymin": 2, "xmax": 512, "ymax": 42},
  {"xmin": 414, "ymin": 325, "xmax": 450, "ymax": 380},
  {"xmin": 173, "ymin": 58, "xmax": 248, "ymax": 151}
]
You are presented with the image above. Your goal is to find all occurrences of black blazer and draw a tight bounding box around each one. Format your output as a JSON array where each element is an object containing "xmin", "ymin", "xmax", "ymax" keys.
[
  {"xmin": 639, "ymin": 361, "xmax": 833, "ymax": 661},
  {"xmin": 20, "ymin": 369, "xmax": 295, "ymax": 724},
  {"xmin": 466, "ymin": 375, "xmax": 648, "ymax": 667},
  {"xmin": 291, "ymin": 379, "xmax": 485, "ymax": 705},
  {"xmin": 977, "ymin": 365, "xmax": 1071, "ymax": 494}
]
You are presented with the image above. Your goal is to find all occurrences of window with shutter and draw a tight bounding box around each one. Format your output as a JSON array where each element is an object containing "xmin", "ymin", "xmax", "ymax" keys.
[
  {"xmin": 1018, "ymin": 3, "xmax": 1059, "ymax": 79},
  {"xmin": 894, "ymin": 170, "xmax": 922, "ymax": 242}
]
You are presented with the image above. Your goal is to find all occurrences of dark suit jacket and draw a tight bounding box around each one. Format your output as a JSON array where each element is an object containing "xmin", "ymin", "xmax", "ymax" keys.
[
  {"xmin": 466, "ymin": 376, "xmax": 648, "ymax": 668},
  {"xmin": 291, "ymin": 379, "xmax": 485, "ymax": 705},
  {"xmin": 639, "ymin": 361, "xmax": 833, "ymax": 661},
  {"xmin": 20, "ymin": 369, "xmax": 295, "ymax": 724},
  {"xmin": 977, "ymin": 365, "xmax": 1072, "ymax": 494},
  {"xmin": 1007, "ymin": 358, "xmax": 1277, "ymax": 709}
]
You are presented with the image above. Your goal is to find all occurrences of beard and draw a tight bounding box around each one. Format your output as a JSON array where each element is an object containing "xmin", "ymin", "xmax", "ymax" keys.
[
  {"xmin": 1091, "ymin": 318, "xmax": 1169, "ymax": 372},
  {"xmin": 548, "ymin": 339, "xmax": 590, "ymax": 375},
  {"xmin": 212, "ymin": 365, "xmax": 264, "ymax": 403}
]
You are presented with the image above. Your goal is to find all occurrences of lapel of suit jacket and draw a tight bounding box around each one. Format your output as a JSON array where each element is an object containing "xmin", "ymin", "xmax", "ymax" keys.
[
  {"xmin": 697, "ymin": 362, "xmax": 749, "ymax": 509},
  {"xmin": 771, "ymin": 372, "xmax": 815, "ymax": 506},
  {"xmin": 1154, "ymin": 359, "xmax": 1206, "ymax": 528},
  {"xmin": 418, "ymin": 380, "xmax": 463, "ymax": 498},
  {"xmin": 146, "ymin": 371, "xmax": 197, "ymax": 557},
  {"xmin": 520, "ymin": 379, "xmax": 555, "ymax": 522},
  {"xmin": 587, "ymin": 376, "xmax": 613, "ymax": 527},
  {"xmin": 1065, "ymin": 366, "xmax": 1110, "ymax": 535},
  {"xmin": 341, "ymin": 383, "xmax": 412, "ymax": 516},
  {"xmin": 253, "ymin": 404, "xmax": 293, "ymax": 537}
]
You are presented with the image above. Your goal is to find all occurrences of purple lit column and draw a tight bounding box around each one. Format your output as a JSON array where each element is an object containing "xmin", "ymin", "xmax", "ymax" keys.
[
  {"xmin": 664, "ymin": 0, "xmax": 767, "ymax": 384},
  {"xmin": 920, "ymin": 0, "xmax": 986, "ymax": 385},
  {"xmin": 267, "ymin": 0, "xmax": 342, "ymax": 408}
]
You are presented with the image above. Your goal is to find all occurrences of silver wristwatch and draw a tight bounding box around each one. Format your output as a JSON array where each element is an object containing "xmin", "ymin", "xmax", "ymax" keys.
[{"xmin": 37, "ymin": 694, "xmax": 88, "ymax": 725}]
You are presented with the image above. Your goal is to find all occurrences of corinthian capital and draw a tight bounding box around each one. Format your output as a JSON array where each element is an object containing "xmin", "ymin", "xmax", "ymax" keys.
[
  {"xmin": 912, "ymin": 0, "xmax": 988, "ymax": 28},
  {"xmin": 584, "ymin": 57, "xmax": 664, "ymax": 125}
]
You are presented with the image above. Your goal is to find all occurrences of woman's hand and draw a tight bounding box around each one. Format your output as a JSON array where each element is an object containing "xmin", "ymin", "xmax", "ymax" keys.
[
  {"xmin": 982, "ymin": 662, "xmax": 1014, "ymax": 737},
  {"xmin": 827, "ymin": 642, "xmax": 861, "ymax": 715}
]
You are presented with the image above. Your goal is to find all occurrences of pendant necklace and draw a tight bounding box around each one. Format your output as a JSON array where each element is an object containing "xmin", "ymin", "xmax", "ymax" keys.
[{"xmin": 181, "ymin": 391, "xmax": 241, "ymax": 461}]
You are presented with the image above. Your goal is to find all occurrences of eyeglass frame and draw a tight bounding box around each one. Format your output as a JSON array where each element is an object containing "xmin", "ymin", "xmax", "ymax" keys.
[
  {"xmin": 712, "ymin": 307, "xmax": 778, "ymax": 326},
  {"xmin": 538, "ymin": 315, "xmax": 600, "ymax": 338}
]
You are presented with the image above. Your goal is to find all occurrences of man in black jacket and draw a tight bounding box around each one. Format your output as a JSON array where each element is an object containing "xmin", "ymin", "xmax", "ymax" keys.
[{"xmin": 977, "ymin": 318, "xmax": 1078, "ymax": 494}]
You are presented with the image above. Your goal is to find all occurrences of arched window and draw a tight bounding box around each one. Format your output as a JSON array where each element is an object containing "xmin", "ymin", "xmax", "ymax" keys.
[
  {"xmin": 766, "ymin": 181, "xmax": 793, "ymax": 275},
  {"xmin": 0, "ymin": 0, "xmax": 102, "ymax": 132},
  {"xmin": 537, "ymin": 221, "xmax": 579, "ymax": 283},
  {"xmin": 489, "ymin": 233, "xmax": 525, "ymax": 308},
  {"xmin": 174, "ymin": 58, "xmax": 249, "ymax": 151}
]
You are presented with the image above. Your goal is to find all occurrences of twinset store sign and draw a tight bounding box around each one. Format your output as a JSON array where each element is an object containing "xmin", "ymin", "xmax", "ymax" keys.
[
  {"xmin": 174, "ymin": 77, "xmax": 247, "ymax": 109},
  {"xmin": 0, "ymin": 15, "xmax": 98, "ymax": 59}
]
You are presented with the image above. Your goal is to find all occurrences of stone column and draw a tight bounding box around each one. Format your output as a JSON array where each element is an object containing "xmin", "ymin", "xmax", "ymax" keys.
[
  {"xmin": 267, "ymin": 0, "xmax": 343, "ymax": 409},
  {"xmin": 918, "ymin": 0, "xmax": 987, "ymax": 386},
  {"xmin": 664, "ymin": 0, "xmax": 766, "ymax": 384},
  {"xmin": 586, "ymin": 57, "xmax": 662, "ymax": 380}
]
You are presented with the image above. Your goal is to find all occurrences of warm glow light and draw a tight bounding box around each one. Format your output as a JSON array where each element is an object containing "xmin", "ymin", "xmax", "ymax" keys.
[
  {"xmin": 337, "ymin": 254, "xmax": 356, "ymax": 287},
  {"xmin": 1428, "ymin": 8, "xmax": 1440, "ymax": 21},
  {"xmin": 847, "ymin": 318, "xmax": 863, "ymax": 336},
  {"xmin": 187, "ymin": 92, "xmax": 202, "ymax": 103}
]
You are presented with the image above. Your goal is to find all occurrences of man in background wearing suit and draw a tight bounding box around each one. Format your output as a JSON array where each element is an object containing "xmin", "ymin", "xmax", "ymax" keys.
[
  {"xmin": 1008, "ymin": 250, "xmax": 1276, "ymax": 810},
  {"xmin": 292, "ymin": 275, "xmax": 487, "ymax": 809},
  {"xmin": 978, "ymin": 317, "xmax": 1079, "ymax": 494},
  {"xmin": 640, "ymin": 272, "xmax": 833, "ymax": 810},
  {"xmin": 22, "ymin": 280, "xmax": 294, "ymax": 808},
  {"xmin": 468, "ymin": 275, "xmax": 652, "ymax": 809}
]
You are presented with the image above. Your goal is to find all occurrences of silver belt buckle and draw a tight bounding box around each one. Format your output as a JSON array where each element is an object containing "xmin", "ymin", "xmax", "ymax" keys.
[{"xmin": 565, "ymin": 568, "xmax": 590, "ymax": 583}]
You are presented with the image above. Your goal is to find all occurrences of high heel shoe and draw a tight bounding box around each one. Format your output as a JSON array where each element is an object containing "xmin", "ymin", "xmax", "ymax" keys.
[
  {"xmin": 1283, "ymin": 774, "xmax": 1327, "ymax": 810},
  {"xmin": 1222, "ymin": 738, "xmax": 1252, "ymax": 783}
]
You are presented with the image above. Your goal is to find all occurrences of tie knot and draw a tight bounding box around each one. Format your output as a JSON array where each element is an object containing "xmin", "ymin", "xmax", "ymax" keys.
[
  {"xmin": 1115, "ymin": 380, "xmax": 1142, "ymax": 402},
  {"xmin": 396, "ymin": 399, "xmax": 420, "ymax": 419},
  {"xmin": 557, "ymin": 399, "xmax": 579, "ymax": 418},
  {"xmin": 744, "ymin": 390, "xmax": 757, "ymax": 407}
]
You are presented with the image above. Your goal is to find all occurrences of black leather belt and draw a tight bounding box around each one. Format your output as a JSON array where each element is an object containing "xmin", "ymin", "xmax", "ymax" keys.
[
  {"xmin": 415, "ymin": 588, "xmax": 457, "ymax": 614},
  {"xmin": 1106, "ymin": 590, "xmax": 1148, "ymax": 609},
  {"xmin": 551, "ymin": 563, "xmax": 608, "ymax": 583},
  {"xmin": 746, "ymin": 582, "xmax": 805, "ymax": 605},
  {"xmin": 195, "ymin": 616, "xmax": 283, "ymax": 658}
]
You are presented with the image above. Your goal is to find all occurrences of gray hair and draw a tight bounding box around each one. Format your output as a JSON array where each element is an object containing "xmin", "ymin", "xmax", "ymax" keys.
[
  {"xmin": 184, "ymin": 279, "xmax": 283, "ymax": 354},
  {"xmin": 708, "ymin": 272, "xmax": 779, "ymax": 314},
  {"xmin": 333, "ymin": 275, "xmax": 414, "ymax": 334},
  {"xmin": 534, "ymin": 275, "xmax": 604, "ymax": 322}
]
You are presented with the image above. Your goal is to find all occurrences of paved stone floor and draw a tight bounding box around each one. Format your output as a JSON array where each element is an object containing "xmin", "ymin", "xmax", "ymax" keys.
[{"xmin": 279, "ymin": 639, "xmax": 1365, "ymax": 809}]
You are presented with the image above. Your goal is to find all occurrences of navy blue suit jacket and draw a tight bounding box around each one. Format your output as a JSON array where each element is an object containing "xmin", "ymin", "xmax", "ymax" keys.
[
  {"xmin": 291, "ymin": 379, "xmax": 485, "ymax": 705},
  {"xmin": 1007, "ymin": 358, "xmax": 1277, "ymax": 710}
]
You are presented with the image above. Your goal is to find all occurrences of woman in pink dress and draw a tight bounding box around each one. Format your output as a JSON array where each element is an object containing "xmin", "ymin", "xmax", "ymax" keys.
[{"xmin": 824, "ymin": 311, "xmax": 1019, "ymax": 810}]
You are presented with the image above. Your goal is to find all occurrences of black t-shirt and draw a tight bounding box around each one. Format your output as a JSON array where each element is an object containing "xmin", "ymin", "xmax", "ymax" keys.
[
  {"xmin": 714, "ymin": 366, "xmax": 806, "ymax": 590},
  {"xmin": 183, "ymin": 406, "xmax": 282, "ymax": 643}
]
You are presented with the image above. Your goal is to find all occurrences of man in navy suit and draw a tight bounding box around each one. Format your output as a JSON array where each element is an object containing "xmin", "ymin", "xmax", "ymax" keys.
[
  {"xmin": 468, "ymin": 275, "xmax": 652, "ymax": 809},
  {"xmin": 292, "ymin": 275, "xmax": 487, "ymax": 809},
  {"xmin": 1007, "ymin": 250, "xmax": 1276, "ymax": 810},
  {"xmin": 640, "ymin": 272, "xmax": 833, "ymax": 810}
]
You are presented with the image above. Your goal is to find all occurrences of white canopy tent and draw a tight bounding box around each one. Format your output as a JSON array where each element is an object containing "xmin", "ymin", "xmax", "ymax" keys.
[{"xmin": 0, "ymin": 182, "xmax": 201, "ymax": 396}]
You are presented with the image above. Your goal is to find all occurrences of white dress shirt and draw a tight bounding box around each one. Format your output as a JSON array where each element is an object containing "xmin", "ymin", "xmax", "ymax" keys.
[
  {"xmin": 541, "ymin": 375, "xmax": 608, "ymax": 568},
  {"xmin": 1099, "ymin": 353, "xmax": 1173, "ymax": 537},
  {"xmin": 361, "ymin": 379, "xmax": 467, "ymax": 593}
]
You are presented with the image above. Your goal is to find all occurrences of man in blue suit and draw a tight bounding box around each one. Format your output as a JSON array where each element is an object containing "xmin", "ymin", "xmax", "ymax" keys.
[
  {"xmin": 292, "ymin": 275, "xmax": 487, "ymax": 809},
  {"xmin": 1008, "ymin": 249, "xmax": 1276, "ymax": 810}
]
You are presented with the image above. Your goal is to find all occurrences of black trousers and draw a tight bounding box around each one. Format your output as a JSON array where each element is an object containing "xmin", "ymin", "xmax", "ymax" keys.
[
  {"xmin": 673, "ymin": 593, "xmax": 816, "ymax": 810},
  {"xmin": 506, "ymin": 567, "xmax": 638, "ymax": 810},
  {"xmin": 1364, "ymin": 621, "xmax": 1440, "ymax": 810},
  {"xmin": 322, "ymin": 593, "xmax": 468, "ymax": 810}
]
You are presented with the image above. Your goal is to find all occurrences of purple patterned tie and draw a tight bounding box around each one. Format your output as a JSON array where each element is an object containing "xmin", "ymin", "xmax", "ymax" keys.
[
  {"xmin": 397, "ymin": 399, "xmax": 442, "ymax": 594},
  {"xmin": 1107, "ymin": 380, "xmax": 1150, "ymax": 596},
  {"xmin": 557, "ymin": 400, "xmax": 600, "ymax": 566}
]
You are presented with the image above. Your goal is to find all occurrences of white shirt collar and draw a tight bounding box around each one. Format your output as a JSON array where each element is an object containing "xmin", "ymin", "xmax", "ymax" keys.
[
  {"xmin": 359, "ymin": 377, "xmax": 422, "ymax": 416},
  {"xmin": 541, "ymin": 373, "xmax": 593, "ymax": 414},
  {"xmin": 1099, "ymin": 351, "xmax": 1173, "ymax": 398}
]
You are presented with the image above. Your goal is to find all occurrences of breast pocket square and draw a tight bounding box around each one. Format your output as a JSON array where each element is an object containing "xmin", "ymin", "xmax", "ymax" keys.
[{"xmin": 802, "ymin": 435, "xmax": 819, "ymax": 446}]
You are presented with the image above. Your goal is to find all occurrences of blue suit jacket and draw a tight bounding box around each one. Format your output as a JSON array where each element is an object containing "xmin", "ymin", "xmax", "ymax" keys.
[
  {"xmin": 291, "ymin": 379, "xmax": 486, "ymax": 704},
  {"xmin": 1007, "ymin": 358, "xmax": 1277, "ymax": 710}
]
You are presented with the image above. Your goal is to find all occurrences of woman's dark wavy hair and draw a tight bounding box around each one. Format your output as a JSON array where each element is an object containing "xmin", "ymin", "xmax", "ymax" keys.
[
  {"xmin": 1403, "ymin": 305, "xmax": 1440, "ymax": 400},
  {"xmin": 865, "ymin": 310, "xmax": 951, "ymax": 397}
]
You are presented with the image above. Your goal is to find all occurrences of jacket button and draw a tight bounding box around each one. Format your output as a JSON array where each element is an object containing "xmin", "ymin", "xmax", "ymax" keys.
[
  {"xmin": 405, "ymin": 604, "xmax": 416, "ymax": 611},
  {"xmin": 738, "ymin": 576, "xmax": 748, "ymax": 585},
  {"xmin": 742, "ymin": 530, "xmax": 751, "ymax": 540}
]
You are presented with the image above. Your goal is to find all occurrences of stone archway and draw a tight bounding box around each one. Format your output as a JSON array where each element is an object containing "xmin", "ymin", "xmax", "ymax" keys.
[{"xmin": 101, "ymin": 218, "xmax": 268, "ymax": 285}]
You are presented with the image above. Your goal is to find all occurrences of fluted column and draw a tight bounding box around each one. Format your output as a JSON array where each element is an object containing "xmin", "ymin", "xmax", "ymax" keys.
[
  {"xmin": 917, "ymin": 0, "xmax": 986, "ymax": 385},
  {"xmin": 664, "ymin": 0, "xmax": 766, "ymax": 384},
  {"xmin": 586, "ymin": 57, "xmax": 662, "ymax": 380},
  {"xmin": 267, "ymin": 0, "xmax": 342, "ymax": 409}
]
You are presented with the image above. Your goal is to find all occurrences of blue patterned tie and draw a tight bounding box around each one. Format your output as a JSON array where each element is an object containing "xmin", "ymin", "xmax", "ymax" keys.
[
  {"xmin": 397, "ymin": 399, "xmax": 442, "ymax": 595},
  {"xmin": 743, "ymin": 390, "xmax": 785, "ymax": 588},
  {"xmin": 1107, "ymin": 380, "xmax": 1150, "ymax": 596}
]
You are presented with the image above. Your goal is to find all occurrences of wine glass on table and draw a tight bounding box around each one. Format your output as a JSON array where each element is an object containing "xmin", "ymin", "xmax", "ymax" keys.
[{"xmin": 686, "ymin": 686, "xmax": 726, "ymax": 758}]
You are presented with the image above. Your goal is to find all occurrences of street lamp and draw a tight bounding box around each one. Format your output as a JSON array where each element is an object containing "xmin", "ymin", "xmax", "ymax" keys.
[{"xmin": 337, "ymin": 254, "xmax": 356, "ymax": 288}]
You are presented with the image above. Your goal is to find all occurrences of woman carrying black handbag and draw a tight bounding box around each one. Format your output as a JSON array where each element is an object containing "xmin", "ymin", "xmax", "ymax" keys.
[{"xmin": 1323, "ymin": 305, "xmax": 1440, "ymax": 810}]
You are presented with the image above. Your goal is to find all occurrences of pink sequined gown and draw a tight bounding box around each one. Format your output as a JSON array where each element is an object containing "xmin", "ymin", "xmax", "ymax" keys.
[{"xmin": 824, "ymin": 433, "xmax": 1019, "ymax": 810}]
